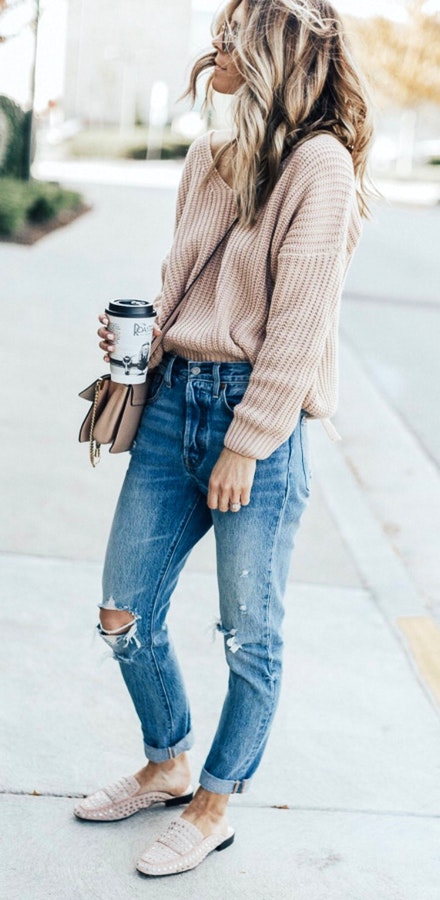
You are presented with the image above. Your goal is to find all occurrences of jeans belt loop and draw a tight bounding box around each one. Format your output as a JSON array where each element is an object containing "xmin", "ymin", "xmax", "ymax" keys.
[
  {"xmin": 212, "ymin": 363, "xmax": 221, "ymax": 399},
  {"xmin": 163, "ymin": 354, "xmax": 177, "ymax": 387}
]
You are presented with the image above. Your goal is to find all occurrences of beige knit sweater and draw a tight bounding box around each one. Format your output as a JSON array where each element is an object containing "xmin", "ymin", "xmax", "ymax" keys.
[{"xmin": 150, "ymin": 130, "xmax": 362, "ymax": 459}]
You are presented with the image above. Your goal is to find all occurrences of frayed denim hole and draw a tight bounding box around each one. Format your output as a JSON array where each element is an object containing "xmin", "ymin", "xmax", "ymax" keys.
[
  {"xmin": 97, "ymin": 598, "xmax": 142, "ymax": 662},
  {"xmin": 97, "ymin": 620, "xmax": 142, "ymax": 663},
  {"xmin": 214, "ymin": 620, "xmax": 243, "ymax": 654}
]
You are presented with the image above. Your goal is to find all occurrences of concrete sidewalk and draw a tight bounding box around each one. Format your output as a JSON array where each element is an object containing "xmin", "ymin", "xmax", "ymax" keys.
[
  {"xmin": 2, "ymin": 549, "xmax": 440, "ymax": 900},
  {"xmin": 2, "ymin": 409, "xmax": 439, "ymax": 898},
  {"xmin": 1, "ymin": 176, "xmax": 440, "ymax": 898}
]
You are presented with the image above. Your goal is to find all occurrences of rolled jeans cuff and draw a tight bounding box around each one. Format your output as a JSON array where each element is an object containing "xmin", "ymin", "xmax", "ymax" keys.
[
  {"xmin": 144, "ymin": 730, "xmax": 194, "ymax": 763},
  {"xmin": 199, "ymin": 767, "xmax": 251, "ymax": 795}
]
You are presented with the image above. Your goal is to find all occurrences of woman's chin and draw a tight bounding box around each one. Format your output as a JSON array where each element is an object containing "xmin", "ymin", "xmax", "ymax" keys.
[
  {"xmin": 212, "ymin": 73, "xmax": 241, "ymax": 96},
  {"xmin": 212, "ymin": 75, "xmax": 232, "ymax": 95}
]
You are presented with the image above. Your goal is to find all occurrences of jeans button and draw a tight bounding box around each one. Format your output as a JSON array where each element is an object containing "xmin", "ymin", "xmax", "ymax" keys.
[{"xmin": 191, "ymin": 366, "xmax": 201, "ymax": 375}]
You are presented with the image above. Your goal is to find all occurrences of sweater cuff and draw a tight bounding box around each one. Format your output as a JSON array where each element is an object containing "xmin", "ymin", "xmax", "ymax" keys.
[{"xmin": 224, "ymin": 411, "xmax": 300, "ymax": 460}]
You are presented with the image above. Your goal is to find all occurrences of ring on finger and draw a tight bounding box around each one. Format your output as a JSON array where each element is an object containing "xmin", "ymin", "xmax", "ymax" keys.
[{"xmin": 230, "ymin": 502, "xmax": 241, "ymax": 512}]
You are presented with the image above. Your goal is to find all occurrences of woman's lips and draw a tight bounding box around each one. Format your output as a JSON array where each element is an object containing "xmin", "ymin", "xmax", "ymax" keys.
[{"xmin": 215, "ymin": 64, "xmax": 227, "ymax": 71}]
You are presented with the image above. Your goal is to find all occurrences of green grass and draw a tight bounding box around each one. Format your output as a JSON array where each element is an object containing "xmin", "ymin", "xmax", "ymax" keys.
[{"xmin": 0, "ymin": 178, "xmax": 83, "ymax": 236}]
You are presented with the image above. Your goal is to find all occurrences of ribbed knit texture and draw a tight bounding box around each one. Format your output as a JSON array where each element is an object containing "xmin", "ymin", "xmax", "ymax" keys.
[{"xmin": 150, "ymin": 130, "xmax": 362, "ymax": 459}]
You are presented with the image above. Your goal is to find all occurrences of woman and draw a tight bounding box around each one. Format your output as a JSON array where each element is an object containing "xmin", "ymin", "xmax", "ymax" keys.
[{"xmin": 74, "ymin": 0, "xmax": 372, "ymax": 877}]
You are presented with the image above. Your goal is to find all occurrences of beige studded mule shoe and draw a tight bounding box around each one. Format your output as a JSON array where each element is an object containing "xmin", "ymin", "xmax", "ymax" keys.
[
  {"xmin": 73, "ymin": 775, "xmax": 193, "ymax": 822},
  {"xmin": 136, "ymin": 818, "xmax": 235, "ymax": 876}
]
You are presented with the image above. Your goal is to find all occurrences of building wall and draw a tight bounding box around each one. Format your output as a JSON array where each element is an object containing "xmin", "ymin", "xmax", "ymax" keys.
[{"xmin": 63, "ymin": 0, "xmax": 193, "ymax": 126}]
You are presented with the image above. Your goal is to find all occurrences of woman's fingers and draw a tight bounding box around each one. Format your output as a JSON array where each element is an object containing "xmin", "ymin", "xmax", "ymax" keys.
[
  {"xmin": 97, "ymin": 326, "xmax": 109, "ymax": 339},
  {"xmin": 97, "ymin": 326, "xmax": 114, "ymax": 342},
  {"xmin": 225, "ymin": 487, "xmax": 241, "ymax": 512},
  {"xmin": 212, "ymin": 487, "xmax": 243, "ymax": 512},
  {"xmin": 98, "ymin": 334, "xmax": 114, "ymax": 347},
  {"xmin": 218, "ymin": 487, "xmax": 232, "ymax": 513},
  {"xmin": 97, "ymin": 314, "xmax": 114, "ymax": 362},
  {"xmin": 207, "ymin": 448, "xmax": 256, "ymax": 512},
  {"xmin": 240, "ymin": 485, "xmax": 251, "ymax": 507}
]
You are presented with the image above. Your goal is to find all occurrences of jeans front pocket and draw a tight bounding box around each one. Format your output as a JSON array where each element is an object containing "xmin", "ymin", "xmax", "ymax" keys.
[
  {"xmin": 146, "ymin": 368, "xmax": 165, "ymax": 405},
  {"xmin": 220, "ymin": 381, "xmax": 249, "ymax": 414}
]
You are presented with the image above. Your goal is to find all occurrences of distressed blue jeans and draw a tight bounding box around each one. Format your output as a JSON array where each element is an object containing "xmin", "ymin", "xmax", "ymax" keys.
[{"xmin": 99, "ymin": 353, "xmax": 311, "ymax": 794}]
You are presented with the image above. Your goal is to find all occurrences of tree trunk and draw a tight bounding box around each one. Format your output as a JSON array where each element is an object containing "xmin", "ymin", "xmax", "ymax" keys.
[{"xmin": 23, "ymin": 0, "xmax": 40, "ymax": 180}]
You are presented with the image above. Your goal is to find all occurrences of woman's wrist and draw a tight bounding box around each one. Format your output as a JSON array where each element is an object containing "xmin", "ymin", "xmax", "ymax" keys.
[{"xmin": 222, "ymin": 446, "xmax": 256, "ymax": 462}]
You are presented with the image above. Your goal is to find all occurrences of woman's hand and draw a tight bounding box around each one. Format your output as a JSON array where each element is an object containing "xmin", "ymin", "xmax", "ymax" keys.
[
  {"xmin": 208, "ymin": 448, "xmax": 256, "ymax": 513},
  {"xmin": 97, "ymin": 313, "xmax": 161, "ymax": 362}
]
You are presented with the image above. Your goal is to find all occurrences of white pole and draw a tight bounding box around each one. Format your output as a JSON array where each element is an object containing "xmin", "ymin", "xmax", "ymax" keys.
[{"xmin": 147, "ymin": 80, "xmax": 168, "ymax": 160}]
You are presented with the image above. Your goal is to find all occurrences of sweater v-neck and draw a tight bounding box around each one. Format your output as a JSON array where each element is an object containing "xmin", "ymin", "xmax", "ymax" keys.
[
  {"xmin": 203, "ymin": 131, "xmax": 235, "ymax": 193},
  {"xmin": 202, "ymin": 130, "xmax": 298, "ymax": 199}
]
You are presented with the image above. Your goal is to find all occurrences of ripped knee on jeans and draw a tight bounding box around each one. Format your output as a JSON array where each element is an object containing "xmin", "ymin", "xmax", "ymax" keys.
[
  {"xmin": 215, "ymin": 621, "xmax": 243, "ymax": 654},
  {"xmin": 99, "ymin": 606, "xmax": 135, "ymax": 634},
  {"xmin": 97, "ymin": 597, "xmax": 141, "ymax": 661}
]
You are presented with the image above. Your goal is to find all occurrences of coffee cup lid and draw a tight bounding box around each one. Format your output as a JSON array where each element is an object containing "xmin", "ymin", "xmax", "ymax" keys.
[{"xmin": 106, "ymin": 299, "xmax": 156, "ymax": 318}]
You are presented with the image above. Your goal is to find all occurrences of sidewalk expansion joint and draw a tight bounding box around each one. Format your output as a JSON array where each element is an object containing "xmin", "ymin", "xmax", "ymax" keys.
[
  {"xmin": 251, "ymin": 803, "xmax": 440, "ymax": 821},
  {"xmin": 0, "ymin": 789, "xmax": 86, "ymax": 799},
  {"xmin": 2, "ymin": 792, "xmax": 439, "ymax": 821}
]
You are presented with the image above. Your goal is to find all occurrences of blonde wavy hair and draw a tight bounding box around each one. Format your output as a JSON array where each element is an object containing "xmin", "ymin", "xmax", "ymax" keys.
[{"xmin": 186, "ymin": 0, "xmax": 374, "ymax": 225}]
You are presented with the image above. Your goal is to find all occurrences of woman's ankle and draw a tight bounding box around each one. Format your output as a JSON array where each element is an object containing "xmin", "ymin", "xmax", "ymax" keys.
[
  {"xmin": 147, "ymin": 753, "xmax": 190, "ymax": 776},
  {"xmin": 135, "ymin": 753, "xmax": 191, "ymax": 791},
  {"xmin": 183, "ymin": 787, "xmax": 229, "ymax": 821}
]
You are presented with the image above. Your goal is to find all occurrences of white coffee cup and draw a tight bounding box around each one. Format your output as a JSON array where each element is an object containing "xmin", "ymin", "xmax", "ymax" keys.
[{"xmin": 105, "ymin": 299, "xmax": 156, "ymax": 385}]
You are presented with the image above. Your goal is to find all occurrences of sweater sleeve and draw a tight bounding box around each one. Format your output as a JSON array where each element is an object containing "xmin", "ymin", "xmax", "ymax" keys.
[{"xmin": 223, "ymin": 144, "xmax": 357, "ymax": 459}]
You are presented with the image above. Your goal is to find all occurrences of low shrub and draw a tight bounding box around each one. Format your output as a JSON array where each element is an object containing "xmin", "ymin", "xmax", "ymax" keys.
[
  {"xmin": 0, "ymin": 177, "xmax": 83, "ymax": 236},
  {"xmin": 27, "ymin": 182, "xmax": 67, "ymax": 223},
  {"xmin": 59, "ymin": 189, "xmax": 83, "ymax": 210},
  {"xmin": 0, "ymin": 179, "xmax": 27, "ymax": 235}
]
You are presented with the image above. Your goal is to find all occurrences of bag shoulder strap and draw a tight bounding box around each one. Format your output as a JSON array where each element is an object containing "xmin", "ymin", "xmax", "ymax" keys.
[{"xmin": 151, "ymin": 217, "xmax": 239, "ymax": 354}]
